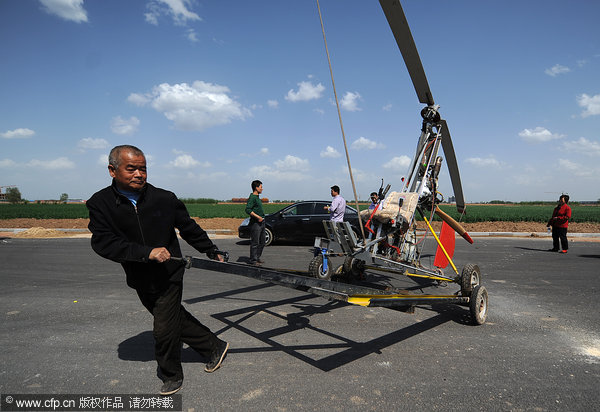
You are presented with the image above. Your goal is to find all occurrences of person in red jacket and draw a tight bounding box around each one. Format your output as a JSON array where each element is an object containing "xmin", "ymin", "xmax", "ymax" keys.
[{"xmin": 547, "ymin": 194, "xmax": 571, "ymax": 253}]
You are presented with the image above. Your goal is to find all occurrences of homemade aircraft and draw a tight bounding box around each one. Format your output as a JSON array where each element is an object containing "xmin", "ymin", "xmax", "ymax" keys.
[
  {"xmin": 308, "ymin": 0, "xmax": 488, "ymax": 324},
  {"xmin": 177, "ymin": 0, "xmax": 488, "ymax": 326}
]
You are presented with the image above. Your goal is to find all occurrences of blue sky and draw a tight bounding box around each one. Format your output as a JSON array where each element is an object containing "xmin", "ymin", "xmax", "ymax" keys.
[{"xmin": 1, "ymin": 0, "xmax": 599, "ymax": 203}]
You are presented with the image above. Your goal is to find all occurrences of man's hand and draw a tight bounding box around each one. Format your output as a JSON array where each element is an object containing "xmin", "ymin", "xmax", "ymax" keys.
[{"xmin": 149, "ymin": 247, "xmax": 171, "ymax": 263}]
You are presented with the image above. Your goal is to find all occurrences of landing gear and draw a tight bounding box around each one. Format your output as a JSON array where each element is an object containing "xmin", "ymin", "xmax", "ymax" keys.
[
  {"xmin": 342, "ymin": 256, "xmax": 365, "ymax": 280},
  {"xmin": 460, "ymin": 263, "xmax": 481, "ymax": 297},
  {"xmin": 470, "ymin": 285, "xmax": 488, "ymax": 325},
  {"xmin": 309, "ymin": 255, "xmax": 331, "ymax": 280}
]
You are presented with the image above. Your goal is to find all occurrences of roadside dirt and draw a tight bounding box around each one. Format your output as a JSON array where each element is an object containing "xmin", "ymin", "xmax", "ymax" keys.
[{"xmin": 1, "ymin": 218, "xmax": 599, "ymax": 239}]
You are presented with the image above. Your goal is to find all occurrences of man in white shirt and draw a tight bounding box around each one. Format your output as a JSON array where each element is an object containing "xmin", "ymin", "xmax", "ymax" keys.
[{"xmin": 325, "ymin": 185, "xmax": 346, "ymax": 222}]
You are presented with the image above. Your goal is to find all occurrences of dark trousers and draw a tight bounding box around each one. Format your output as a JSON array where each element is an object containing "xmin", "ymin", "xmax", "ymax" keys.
[
  {"xmin": 136, "ymin": 281, "xmax": 219, "ymax": 382},
  {"xmin": 552, "ymin": 226, "xmax": 568, "ymax": 251},
  {"xmin": 249, "ymin": 221, "xmax": 265, "ymax": 263}
]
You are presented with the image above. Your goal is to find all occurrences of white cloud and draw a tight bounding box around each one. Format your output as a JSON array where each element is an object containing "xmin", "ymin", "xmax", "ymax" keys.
[
  {"xmin": 561, "ymin": 137, "xmax": 600, "ymax": 157},
  {"xmin": 127, "ymin": 93, "xmax": 150, "ymax": 106},
  {"xmin": 383, "ymin": 155, "xmax": 411, "ymax": 171},
  {"xmin": 39, "ymin": 0, "xmax": 88, "ymax": 23},
  {"xmin": 111, "ymin": 116, "xmax": 140, "ymax": 135},
  {"xmin": 78, "ymin": 137, "xmax": 109, "ymax": 150},
  {"xmin": 128, "ymin": 81, "xmax": 251, "ymax": 131},
  {"xmin": 170, "ymin": 154, "xmax": 210, "ymax": 169},
  {"xmin": 285, "ymin": 81, "xmax": 325, "ymax": 102},
  {"xmin": 274, "ymin": 155, "xmax": 309, "ymax": 171},
  {"xmin": 97, "ymin": 154, "xmax": 108, "ymax": 166},
  {"xmin": 0, "ymin": 159, "xmax": 18, "ymax": 168},
  {"xmin": 250, "ymin": 155, "xmax": 310, "ymax": 182},
  {"xmin": 267, "ymin": 100, "xmax": 279, "ymax": 108},
  {"xmin": 259, "ymin": 147, "xmax": 269, "ymax": 155},
  {"xmin": 351, "ymin": 136, "xmax": 385, "ymax": 150},
  {"xmin": 382, "ymin": 104, "xmax": 392, "ymax": 112},
  {"xmin": 544, "ymin": 64, "xmax": 570, "ymax": 77},
  {"xmin": 340, "ymin": 91, "xmax": 362, "ymax": 112},
  {"xmin": 466, "ymin": 156, "xmax": 502, "ymax": 168},
  {"xmin": 518, "ymin": 127, "xmax": 564, "ymax": 143},
  {"xmin": 557, "ymin": 158, "xmax": 594, "ymax": 177},
  {"xmin": 577, "ymin": 93, "xmax": 600, "ymax": 118},
  {"xmin": 1, "ymin": 128, "xmax": 35, "ymax": 139},
  {"xmin": 27, "ymin": 157, "xmax": 75, "ymax": 169},
  {"xmin": 186, "ymin": 28, "xmax": 199, "ymax": 42},
  {"xmin": 145, "ymin": 0, "xmax": 201, "ymax": 26},
  {"xmin": 320, "ymin": 146, "xmax": 341, "ymax": 158}
]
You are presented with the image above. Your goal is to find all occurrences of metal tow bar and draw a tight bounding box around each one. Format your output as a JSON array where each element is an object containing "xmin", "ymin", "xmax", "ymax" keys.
[{"xmin": 171, "ymin": 255, "xmax": 470, "ymax": 308}]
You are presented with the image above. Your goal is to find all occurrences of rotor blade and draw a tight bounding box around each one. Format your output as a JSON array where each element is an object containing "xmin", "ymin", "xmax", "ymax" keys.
[
  {"xmin": 379, "ymin": 0, "xmax": 434, "ymax": 105},
  {"xmin": 435, "ymin": 207, "xmax": 473, "ymax": 244},
  {"xmin": 439, "ymin": 119, "xmax": 465, "ymax": 214}
]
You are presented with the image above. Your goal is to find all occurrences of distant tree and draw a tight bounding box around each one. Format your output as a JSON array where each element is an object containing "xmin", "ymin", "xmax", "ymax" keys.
[
  {"xmin": 60, "ymin": 193, "xmax": 69, "ymax": 202},
  {"xmin": 6, "ymin": 187, "xmax": 22, "ymax": 203}
]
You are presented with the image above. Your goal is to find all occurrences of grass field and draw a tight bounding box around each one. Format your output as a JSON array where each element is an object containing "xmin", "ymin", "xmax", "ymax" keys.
[{"xmin": 1, "ymin": 202, "xmax": 598, "ymax": 223}]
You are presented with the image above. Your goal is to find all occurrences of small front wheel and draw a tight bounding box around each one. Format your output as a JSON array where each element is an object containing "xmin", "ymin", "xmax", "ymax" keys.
[
  {"xmin": 470, "ymin": 285, "xmax": 488, "ymax": 325},
  {"xmin": 309, "ymin": 255, "xmax": 331, "ymax": 280}
]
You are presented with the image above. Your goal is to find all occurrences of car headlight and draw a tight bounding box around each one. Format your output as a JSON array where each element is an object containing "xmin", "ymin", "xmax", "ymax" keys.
[{"xmin": 240, "ymin": 218, "xmax": 250, "ymax": 226}]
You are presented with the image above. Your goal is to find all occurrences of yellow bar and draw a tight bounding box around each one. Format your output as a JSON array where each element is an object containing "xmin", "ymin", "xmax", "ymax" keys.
[
  {"xmin": 423, "ymin": 215, "xmax": 459, "ymax": 274},
  {"xmin": 405, "ymin": 272, "xmax": 453, "ymax": 282},
  {"xmin": 347, "ymin": 293, "xmax": 462, "ymax": 306}
]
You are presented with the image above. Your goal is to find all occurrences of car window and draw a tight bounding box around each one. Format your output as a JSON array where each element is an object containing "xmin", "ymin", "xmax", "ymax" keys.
[
  {"xmin": 296, "ymin": 203, "xmax": 314, "ymax": 215},
  {"xmin": 345, "ymin": 206, "xmax": 357, "ymax": 216},
  {"xmin": 282, "ymin": 203, "xmax": 313, "ymax": 216},
  {"xmin": 315, "ymin": 202, "xmax": 330, "ymax": 215}
]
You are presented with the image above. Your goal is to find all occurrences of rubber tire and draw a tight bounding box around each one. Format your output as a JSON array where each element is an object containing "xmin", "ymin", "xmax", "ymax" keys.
[
  {"xmin": 342, "ymin": 256, "xmax": 365, "ymax": 279},
  {"xmin": 470, "ymin": 285, "xmax": 488, "ymax": 325},
  {"xmin": 309, "ymin": 255, "xmax": 331, "ymax": 281},
  {"xmin": 461, "ymin": 263, "xmax": 481, "ymax": 297},
  {"xmin": 264, "ymin": 227, "xmax": 273, "ymax": 246}
]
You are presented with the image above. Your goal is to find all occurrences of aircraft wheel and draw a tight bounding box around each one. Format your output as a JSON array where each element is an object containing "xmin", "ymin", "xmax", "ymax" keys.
[
  {"xmin": 264, "ymin": 227, "xmax": 273, "ymax": 246},
  {"xmin": 309, "ymin": 255, "xmax": 331, "ymax": 280},
  {"xmin": 460, "ymin": 263, "xmax": 481, "ymax": 297},
  {"xmin": 469, "ymin": 285, "xmax": 488, "ymax": 325},
  {"xmin": 343, "ymin": 256, "xmax": 365, "ymax": 279}
]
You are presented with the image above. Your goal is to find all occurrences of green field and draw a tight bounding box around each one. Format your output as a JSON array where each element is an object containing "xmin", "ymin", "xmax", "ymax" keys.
[{"xmin": 1, "ymin": 202, "xmax": 598, "ymax": 223}]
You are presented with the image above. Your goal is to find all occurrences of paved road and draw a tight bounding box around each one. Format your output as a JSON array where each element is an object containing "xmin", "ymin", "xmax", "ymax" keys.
[{"xmin": 1, "ymin": 236, "xmax": 599, "ymax": 411}]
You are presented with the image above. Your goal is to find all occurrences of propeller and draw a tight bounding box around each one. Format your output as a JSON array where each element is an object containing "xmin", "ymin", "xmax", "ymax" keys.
[{"xmin": 379, "ymin": 0, "xmax": 466, "ymax": 215}]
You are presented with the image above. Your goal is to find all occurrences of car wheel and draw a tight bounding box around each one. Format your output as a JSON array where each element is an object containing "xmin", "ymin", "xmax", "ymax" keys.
[{"xmin": 264, "ymin": 227, "xmax": 273, "ymax": 246}]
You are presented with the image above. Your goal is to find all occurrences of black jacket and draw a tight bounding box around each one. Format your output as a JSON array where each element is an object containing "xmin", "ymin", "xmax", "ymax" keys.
[{"xmin": 87, "ymin": 181, "xmax": 217, "ymax": 291}]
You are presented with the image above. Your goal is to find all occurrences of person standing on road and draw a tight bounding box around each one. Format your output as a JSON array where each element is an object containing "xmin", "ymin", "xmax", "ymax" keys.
[
  {"xmin": 325, "ymin": 185, "xmax": 346, "ymax": 222},
  {"xmin": 368, "ymin": 192, "xmax": 379, "ymax": 211},
  {"xmin": 547, "ymin": 194, "xmax": 572, "ymax": 253},
  {"xmin": 86, "ymin": 145, "xmax": 229, "ymax": 396},
  {"xmin": 245, "ymin": 180, "xmax": 265, "ymax": 266}
]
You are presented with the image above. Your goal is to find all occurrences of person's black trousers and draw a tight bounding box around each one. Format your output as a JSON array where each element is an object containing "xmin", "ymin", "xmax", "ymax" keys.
[
  {"xmin": 552, "ymin": 226, "xmax": 568, "ymax": 251},
  {"xmin": 249, "ymin": 220, "xmax": 265, "ymax": 263},
  {"xmin": 136, "ymin": 281, "xmax": 219, "ymax": 382}
]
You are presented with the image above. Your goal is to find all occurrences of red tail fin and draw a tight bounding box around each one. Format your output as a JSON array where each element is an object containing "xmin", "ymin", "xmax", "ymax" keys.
[{"xmin": 434, "ymin": 221, "xmax": 456, "ymax": 269}]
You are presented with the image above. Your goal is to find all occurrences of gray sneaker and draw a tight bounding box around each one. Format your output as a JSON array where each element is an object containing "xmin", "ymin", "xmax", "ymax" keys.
[
  {"xmin": 160, "ymin": 379, "xmax": 182, "ymax": 396},
  {"xmin": 205, "ymin": 340, "xmax": 229, "ymax": 373}
]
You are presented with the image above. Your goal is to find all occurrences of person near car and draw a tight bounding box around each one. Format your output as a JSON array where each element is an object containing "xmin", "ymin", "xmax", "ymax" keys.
[
  {"xmin": 368, "ymin": 192, "xmax": 379, "ymax": 211},
  {"xmin": 325, "ymin": 185, "xmax": 346, "ymax": 222},
  {"xmin": 547, "ymin": 194, "xmax": 571, "ymax": 253},
  {"xmin": 245, "ymin": 180, "xmax": 266, "ymax": 266},
  {"xmin": 86, "ymin": 145, "xmax": 229, "ymax": 396}
]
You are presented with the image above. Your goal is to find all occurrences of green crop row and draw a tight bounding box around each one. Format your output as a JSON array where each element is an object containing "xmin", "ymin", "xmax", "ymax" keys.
[{"xmin": 1, "ymin": 203, "xmax": 598, "ymax": 222}]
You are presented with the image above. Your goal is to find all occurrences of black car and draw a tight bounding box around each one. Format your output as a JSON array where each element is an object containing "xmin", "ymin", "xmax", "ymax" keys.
[{"xmin": 238, "ymin": 200, "xmax": 360, "ymax": 246}]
